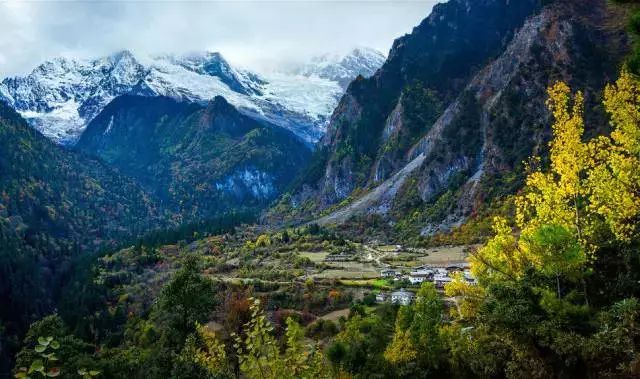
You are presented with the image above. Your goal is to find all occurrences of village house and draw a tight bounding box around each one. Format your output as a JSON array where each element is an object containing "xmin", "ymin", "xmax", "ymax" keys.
[
  {"xmin": 434, "ymin": 274, "xmax": 453, "ymax": 289},
  {"xmin": 375, "ymin": 292, "xmax": 388, "ymax": 303},
  {"xmin": 408, "ymin": 274, "xmax": 430, "ymax": 285},
  {"xmin": 380, "ymin": 268, "xmax": 398, "ymax": 278},
  {"xmin": 391, "ymin": 289, "xmax": 416, "ymax": 305},
  {"xmin": 434, "ymin": 268, "xmax": 448, "ymax": 276},
  {"xmin": 410, "ymin": 268, "xmax": 434, "ymax": 276},
  {"xmin": 391, "ymin": 263, "xmax": 476, "ymax": 289},
  {"xmin": 446, "ymin": 262, "xmax": 471, "ymax": 271}
]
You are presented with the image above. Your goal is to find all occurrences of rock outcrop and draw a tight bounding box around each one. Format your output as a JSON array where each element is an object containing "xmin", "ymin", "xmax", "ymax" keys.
[{"xmin": 270, "ymin": 0, "xmax": 628, "ymax": 235}]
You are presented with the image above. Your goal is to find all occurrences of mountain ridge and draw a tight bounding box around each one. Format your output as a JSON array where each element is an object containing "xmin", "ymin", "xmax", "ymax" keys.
[
  {"xmin": 76, "ymin": 94, "xmax": 312, "ymax": 220},
  {"xmin": 1, "ymin": 48, "xmax": 384, "ymax": 145},
  {"xmin": 268, "ymin": 0, "xmax": 628, "ymax": 241},
  {"xmin": 268, "ymin": 0, "xmax": 541, "ymax": 225}
]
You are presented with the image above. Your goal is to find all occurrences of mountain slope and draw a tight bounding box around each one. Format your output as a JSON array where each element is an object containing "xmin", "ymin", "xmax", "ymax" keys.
[
  {"xmin": 386, "ymin": 0, "xmax": 627, "ymax": 236},
  {"xmin": 1, "ymin": 49, "xmax": 384, "ymax": 145},
  {"xmin": 0, "ymin": 100, "xmax": 170, "ymax": 365},
  {"xmin": 269, "ymin": 0, "xmax": 628, "ymax": 238},
  {"xmin": 269, "ymin": 0, "xmax": 539, "ymax": 222},
  {"xmin": 320, "ymin": 0, "xmax": 539, "ymax": 203},
  {"xmin": 76, "ymin": 95, "xmax": 312, "ymax": 219},
  {"xmin": 0, "ymin": 101, "xmax": 167, "ymax": 250}
]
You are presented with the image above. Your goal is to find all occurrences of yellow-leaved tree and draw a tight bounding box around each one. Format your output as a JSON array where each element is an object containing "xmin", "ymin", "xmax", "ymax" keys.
[
  {"xmin": 458, "ymin": 70, "xmax": 640, "ymax": 306},
  {"xmin": 235, "ymin": 298, "xmax": 329, "ymax": 379},
  {"xmin": 588, "ymin": 70, "xmax": 640, "ymax": 241},
  {"xmin": 516, "ymin": 82, "xmax": 590, "ymax": 241},
  {"xmin": 516, "ymin": 71, "xmax": 640, "ymax": 250}
]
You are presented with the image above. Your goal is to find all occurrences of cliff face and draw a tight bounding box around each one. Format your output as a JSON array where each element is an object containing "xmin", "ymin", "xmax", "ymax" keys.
[
  {"xmin": 271, "ymin": 0, "xmax": 628, "ymax": 233},
  {"xmin": 399, "ymin": 0, "xmax": 627, "ymax": 233},
  {"xmin": 316, "ymin": 0, "xmax": 540, "ymax": 206}
]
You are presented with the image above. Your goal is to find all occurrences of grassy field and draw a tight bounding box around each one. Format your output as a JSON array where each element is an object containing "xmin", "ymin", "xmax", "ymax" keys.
[
  {"xmin": 377, "ymin": 245, "xmax": 402, "ymax": 252},
  {"xmin": 319, "ymin": 308, "xmax": 350, "ymax": 321},
  {"xmin": 298, "ymin": 251, "xmax": 330, "ymax": 263},
  {"xmin": 381, "ymin": 245, "xmax": 473, "ymax": 267},
  {"xmin": 338, "ymin": 278, "xmax": 392, "ymax": 290},
  {"xmin": 209, "ymin": 244, "xmax": 474, "ymax": 285},
  {"xmin": 414, "ymin": 245, "xmax": 471, "ymax": 265},
  {"xmin": 308, "ymin": 261, "xmax": 381, "ymax": 279},
  {"xmin": 311, "ymin": 269, "xmax": 380, "ymax": 279}
]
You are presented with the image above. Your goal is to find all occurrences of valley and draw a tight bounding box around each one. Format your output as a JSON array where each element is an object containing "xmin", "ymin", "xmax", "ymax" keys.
[
  {"xmin": 1, "ymin": 0, "xmax": 640, "ymax": 377},
  {"xmin": 91, "ymin": 225, "xmax": 472, "ymax": 332}
]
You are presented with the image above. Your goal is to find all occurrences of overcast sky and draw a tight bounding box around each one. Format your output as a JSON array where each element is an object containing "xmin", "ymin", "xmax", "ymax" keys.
[{"xmin": 0, "ymin": 1, "xmax": 439, "ymax": 77}]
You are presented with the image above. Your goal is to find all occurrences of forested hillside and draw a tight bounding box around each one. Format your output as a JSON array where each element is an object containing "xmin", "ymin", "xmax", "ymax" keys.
[
  {"xmin": 77, "ymin": 95, "xmax": 311, "ymax": 220},
  {"xmin": 0, "ymin": 92, "xmax": 312, "ymax": 372},
  {"xmin": 268, "ymin": 0, "xmax": 629, "ymax": 245},
  {"xmin": 0, "ymin": 100, "xmax": 170, "ymax": 372}
]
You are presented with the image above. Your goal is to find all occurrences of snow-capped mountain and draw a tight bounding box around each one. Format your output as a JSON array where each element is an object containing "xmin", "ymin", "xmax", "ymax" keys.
[
  {"xmin": 295, "ymin": 47, "xmax": 386, "ymax": 89},
  {"xmin": 0, "ymin": 48, "xmax": 385, "ymax": 145}
]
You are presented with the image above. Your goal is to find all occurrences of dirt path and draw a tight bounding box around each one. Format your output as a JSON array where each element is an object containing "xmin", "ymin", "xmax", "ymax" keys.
[{"xmin": 361, "ymin": 244, "xmax": 390, "ymax": 267}]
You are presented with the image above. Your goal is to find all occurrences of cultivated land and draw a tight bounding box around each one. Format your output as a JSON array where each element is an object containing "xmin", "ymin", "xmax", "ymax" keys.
[
  {"xmin": 319, "ymin": 308, "xmax": 351, "ymax": 321},
  {"xmin": 97, "ymin": 228, "xmax": 472, "ymax": 320},
  {"xmin": 91, "ymin": 225, "xmax": 474, "ymax": 345}
]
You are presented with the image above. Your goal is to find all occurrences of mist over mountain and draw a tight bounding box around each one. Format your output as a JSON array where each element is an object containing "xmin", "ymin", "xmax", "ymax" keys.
[{"xmin": 294, "ymin": 47, "xmax": 386, "ymax": 89}]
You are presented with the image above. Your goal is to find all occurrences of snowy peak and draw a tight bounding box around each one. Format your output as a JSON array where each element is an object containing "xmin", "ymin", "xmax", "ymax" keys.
[
  {"xmin": 1, "ymin": 48, "xmax": 385, "ymax": 145},
  {"xmin": 297, "ymin": 47, "xmax": 386, "ymax": 89},
  {"xmin": 1, "ymin": 50, "xmax": 151, "ymax": 143},
  {"xmin": 102, "ymin": 50, "xmax": 147, "ymax": 88},
  {"xmin": 156, "ymin": 51, "xmax": 259, "ymax": 95}
]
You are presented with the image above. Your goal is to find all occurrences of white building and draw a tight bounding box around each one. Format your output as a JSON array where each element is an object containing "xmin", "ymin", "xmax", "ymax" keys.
[
  {"xmin": 435, "ymin": 268, "xmax": 448, "ymax": 276},
  {"xmin": 434, "ymin": 275, "xmax": 453, "ymax": 289},
  {"xmin": 381, "ymin": 269, "xmax": 398, "ymax": 278},
  {"xmin": 375, "ymin": 292, "xmax": 388, "ymax": 303},
  {"xmin": 410, "ymin": 268, "xmax": 434, "ymax": 276},
  {"xmin": 391, "ymin": 289, "xmax": 416, "ymax": 306},
  {"xmin": 409, "ymin": 274, "xmax": 429, "ymax": 285}
]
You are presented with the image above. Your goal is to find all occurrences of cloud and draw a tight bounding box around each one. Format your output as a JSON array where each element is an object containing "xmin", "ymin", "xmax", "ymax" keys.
[{"xmin": 0, "ymin": 0, "xmax": 438, "ymax": 77}]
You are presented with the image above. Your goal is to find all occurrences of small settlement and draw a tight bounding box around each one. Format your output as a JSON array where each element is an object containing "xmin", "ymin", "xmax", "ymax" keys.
[
  {"xmin": 375, "ymin": 289, "xmax": 416, "ymax": 306},
  {"xmin": 376, "ymin": 262, "xmax": 476, "ymax": 305}
]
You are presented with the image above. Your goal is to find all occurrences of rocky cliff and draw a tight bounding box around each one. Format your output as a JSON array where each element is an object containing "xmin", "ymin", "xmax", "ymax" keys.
[{"xmin": 269, "ymin": 0, "xmax": 629, "ymax": 238}]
